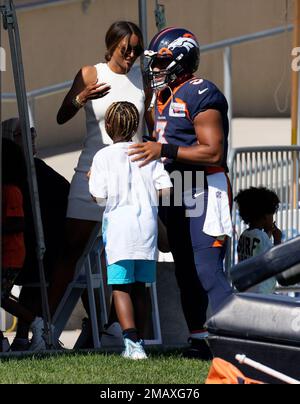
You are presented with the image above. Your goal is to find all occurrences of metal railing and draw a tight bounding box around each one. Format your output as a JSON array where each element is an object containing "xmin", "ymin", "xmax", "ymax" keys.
[
  {"xmin": 201, "ymin": 24, "xmax": 294, "ymax": 149},
  {"xmin": 227, "ymin": 146, "xmax": 300, "ymax": 272},
  {"xmin": 51, "ymin": 222, "xmax": 163, "ymax": 347},
  {"xmin": 2, "ymin": 80, "xmax": 73, "ymax": 126},
  {"xmin": 2, "ymin": 24, "xmax": 294, "ymax": 135}
]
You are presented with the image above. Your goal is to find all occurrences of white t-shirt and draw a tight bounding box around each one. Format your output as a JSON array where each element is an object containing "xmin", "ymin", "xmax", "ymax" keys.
[
  {"xmin": 236, "ymin": 228, "xmax": 276, "ymax": 294},
  {"xmin": 89, "ymin": 142, "xmax": 172, "ymax": 265}
]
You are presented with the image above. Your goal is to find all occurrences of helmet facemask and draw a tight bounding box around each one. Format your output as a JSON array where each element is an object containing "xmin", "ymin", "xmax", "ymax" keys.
[
  {"xmin": 145, "ymin": 49, "xmax": 195, "ymax": 91},
  {"xmin": 145, "ymin": 51, "xmax": 181, "ymax": 91},
  {"xmin": 145, "ymin": 28, "xmax": 200, "ymax": 92}
]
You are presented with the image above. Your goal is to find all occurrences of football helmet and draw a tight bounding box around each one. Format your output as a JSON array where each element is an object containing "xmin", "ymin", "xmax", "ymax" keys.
[{"xmin": 145, "ymin": 27, "xmax": 200, "ymax": 91}]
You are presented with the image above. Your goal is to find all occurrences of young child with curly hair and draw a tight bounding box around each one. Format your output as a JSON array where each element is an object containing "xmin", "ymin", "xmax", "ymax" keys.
[{"xmin": 234, "ymin": 187, "xmax": 282, "ymax": 294}]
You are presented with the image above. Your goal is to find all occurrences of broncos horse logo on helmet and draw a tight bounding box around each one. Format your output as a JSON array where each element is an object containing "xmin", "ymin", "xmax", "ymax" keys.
[
  {"xmin": 144, "ymin": 27, "xmax": 200, "ymax": 90},
  {"xmin": 168, "ymin": 36, "xmax": 199, "ymax": 52}
]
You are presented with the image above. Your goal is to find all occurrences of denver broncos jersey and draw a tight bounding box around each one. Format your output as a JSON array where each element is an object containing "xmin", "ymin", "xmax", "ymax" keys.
[{"xmin": 154, "ymin": 77, "xmax": 229, "ymax": 173}]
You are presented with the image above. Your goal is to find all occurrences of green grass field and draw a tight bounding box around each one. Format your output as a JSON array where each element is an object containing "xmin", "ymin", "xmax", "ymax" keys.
[{"xmin": 0, "ymin": 350, "xmax": 211, "ymax": 384}]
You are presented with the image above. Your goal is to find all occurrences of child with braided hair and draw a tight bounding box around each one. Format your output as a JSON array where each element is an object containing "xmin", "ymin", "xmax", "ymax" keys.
[{"xmin": 89, "ymin": 102, "xmax": 172, "ymax": 359}]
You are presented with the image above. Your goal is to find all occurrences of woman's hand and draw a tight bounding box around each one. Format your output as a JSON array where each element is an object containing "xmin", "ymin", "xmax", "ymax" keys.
[
  {"xmin": 79, "ymin": 81, "xmax": 111, "ymax": 104},
  {"xmin": 128, "ymin": 142, "xmax": 162, "ymax": 167},
  {"xmin": 57, "ymin": 66, "xmax": 110, "ymax": 125}
]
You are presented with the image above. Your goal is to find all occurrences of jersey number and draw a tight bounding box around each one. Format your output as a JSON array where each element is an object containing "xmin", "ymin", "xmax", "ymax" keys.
[{"xmin": 155, "ymin": 120, "xmax": 168, "ymax": 143}]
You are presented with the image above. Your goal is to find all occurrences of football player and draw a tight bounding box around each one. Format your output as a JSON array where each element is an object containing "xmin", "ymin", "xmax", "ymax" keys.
[{"xmin": 129, "ymin": 28, "xmax": 233, "ymax": 359}]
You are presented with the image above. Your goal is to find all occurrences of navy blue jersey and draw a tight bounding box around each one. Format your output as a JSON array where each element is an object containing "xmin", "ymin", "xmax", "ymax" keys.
[{"xmin": 154, "ymin": 77, "xmax": 229, "ymax": 173}]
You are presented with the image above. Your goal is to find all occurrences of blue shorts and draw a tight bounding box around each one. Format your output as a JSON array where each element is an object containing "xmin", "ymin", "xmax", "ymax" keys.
[{"xmin": 107, "ymin": 260, "xmax": 156, "ymax": 285}]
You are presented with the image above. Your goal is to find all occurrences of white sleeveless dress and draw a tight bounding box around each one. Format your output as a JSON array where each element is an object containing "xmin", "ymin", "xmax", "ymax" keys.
[{"xmin": 67, "ymin": 62, "xmax": 145, "ymax": 221}]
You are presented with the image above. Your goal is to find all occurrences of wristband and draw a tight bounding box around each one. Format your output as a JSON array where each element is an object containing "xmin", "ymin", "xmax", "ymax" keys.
[{"xmin": 161, "ymin": 143, "xmax": 179, "ymax": 160}]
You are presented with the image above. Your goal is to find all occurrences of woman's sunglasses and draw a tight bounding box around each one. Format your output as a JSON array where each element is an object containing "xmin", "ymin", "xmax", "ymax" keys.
[{"xmin": 119, "ymin": 44, "xmax": 143, "ymax": 58}]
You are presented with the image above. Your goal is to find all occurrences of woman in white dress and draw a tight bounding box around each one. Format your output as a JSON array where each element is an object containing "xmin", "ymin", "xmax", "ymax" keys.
[{"xmin": 48, "ymin": 21, "xmax": 151, "ymax": 318}]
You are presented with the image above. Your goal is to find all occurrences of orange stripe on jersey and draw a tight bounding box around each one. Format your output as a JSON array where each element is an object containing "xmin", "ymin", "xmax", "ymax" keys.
[
  {"xmin": 157, "ymin": 78, "xmax": 193, "ymax": 115},
  {"xmin": 157, "ymin": 94, "xmax": 172, "ymax": 115},
  {"xmin": 212, "ymin": 239, "xmax": 225, "ymax": 248}
]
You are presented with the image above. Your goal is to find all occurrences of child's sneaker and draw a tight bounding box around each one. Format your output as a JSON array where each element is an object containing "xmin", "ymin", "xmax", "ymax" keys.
[{"xmin": 122, "ymin": 338, "xmax": 148, "ymax": 360}]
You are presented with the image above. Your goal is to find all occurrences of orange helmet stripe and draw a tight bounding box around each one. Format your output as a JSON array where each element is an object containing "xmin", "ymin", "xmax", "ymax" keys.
[{"xmin": 158, "ymin": 47, "xmax": 173, "ymax": 57}]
